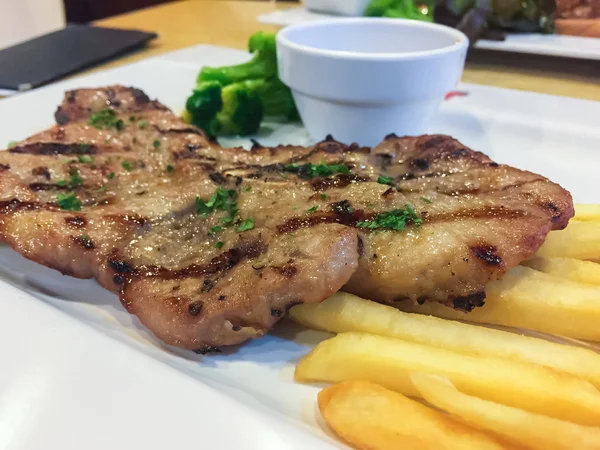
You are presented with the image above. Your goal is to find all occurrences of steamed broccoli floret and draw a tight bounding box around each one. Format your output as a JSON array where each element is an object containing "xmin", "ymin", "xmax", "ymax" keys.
[
  {"xmin": 255, "ymin": 77, "xmax": 299, "ymax": 120},
  {"xmin": 216, "ymin": 81, "xmax": 264, "ymax": 136},
  {"xmin": 365, "ymin": 0, "xmax": 434, "ymax": 21},
  {"xmin": 198, "ymin": 31, "xmax": 278, "ymax": 85},
  {"xmin": 185, "ymin": 81, "xmax": 223, "ymax": 122},
  {"xmin": 185, "ymin": 81, "xmax": 264, "ymax": 136},
  {"xmin": 184, "ymin": 31, "xmax": 297, "ymax": 136}
]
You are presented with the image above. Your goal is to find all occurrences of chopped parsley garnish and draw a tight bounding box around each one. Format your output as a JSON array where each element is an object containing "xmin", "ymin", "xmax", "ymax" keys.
[
  {"xmin": 377, "ymin": 175, "xmax": 393, "ymax": 185},
  {"xmin": 77, "ymin": 154, "xmax": 93, "ymax": 163},
  {"xmin": 209, "ymin": 225, "xmax": 224, "ymax": 235},
  {"xmin": 243, "ymin": 185, "xmax": 252, "ymax": 192},
  {"xmin": 57, "ymin": 168, "xmax": 83, "ymax": 188},
  {"xmin": 216, "ymin": 241, "xmax": 225, "ymax": 249},
  {"xmin": 138, "ymin": 120, "xmax": 148, "ymax": 129},
  {"xmin": 356, "ymin": 205, "xmax": 422, "ymax": 231},
  {"xmin": 108, "ymin": 172, "xmax": 115, "ymax": 180},
  {"xmin": 421, "ymin": 197, "xmax": 432, "ymax": 204},
  {"xmin": 237, "ymin": 218, "xmax": 255, "ymax": 232},
  {"xmin": 129, "ymin": 116, "xmax": 136, "ymax": 123},
  {"xmin": 121, "ymin": 160, "xmax": 133, "ymax": 171},
  {"xmin": 57, "ymin": 192, "xmax": 81, "ymax": 211},
  {"xmin": 153, "ymin": 139, "xmax": 161, "ymax": 149},
  {"xmin": 166, "ymin": 164, "xmax": 174, "ymax": 173},
  {"xmin": 195, "ymin": 186, "xmax": 238, "ymax": 224},
  {"xmin": 320, "ymin": 193, "xmax": 327, "ymax": 200},
  {"xmin": 89, "ymin": 109, "xmax": 124, "ymax": 131},
  {"xmin": 7, "ymin": 141, "xmax": 18, "ymax": 149},
  {"xmin": 306, "ymin": 205, "xmax": 319, "ymax": 213},
  {"xmin": 284, "ymin": 162, "xmax": 350, "ymax": 179}
]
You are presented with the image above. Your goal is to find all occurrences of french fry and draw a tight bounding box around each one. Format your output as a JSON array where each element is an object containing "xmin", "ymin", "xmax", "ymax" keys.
[
  {"xmin": 296, "ymin": 332, "xmax": 600, "ymax": 426},
  {"xmin": 535, "ymin": 221, "xmax": 600, "ymax": 260},
  {"xmin": 411, "ymin": 374, "xmax": 600, "ymax": 450},
  {"xmin": 398, "ymin": 266, "xmax": 600, "ymax": 341},
  {"xmin": 290, "ymin": 292, "xmax": 600, "ymax": 388},
  {"xmin": 318, "ymin": 380, "xmax": 511, "ymax": 450},
  {"xmin": 524, "ymin": 257, "xmax": 600, "ymax": 285},
  {"xmin": 574, "ymin": 204, "xmax": 600, "ymax": 222}
]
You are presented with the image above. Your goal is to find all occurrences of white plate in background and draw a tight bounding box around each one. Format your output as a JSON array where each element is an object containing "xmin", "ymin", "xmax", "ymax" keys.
[
  {"xmin": 258, "ymin": 7, "xmax": 600, "ymax": 60},
  {"xmin": 0, "ymin": 44, "xmax": 599, "ymax": 449}
]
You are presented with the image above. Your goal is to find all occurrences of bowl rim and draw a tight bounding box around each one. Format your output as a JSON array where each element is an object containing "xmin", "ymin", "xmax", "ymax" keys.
[{"xmin": 276, "ymin": 17, "xmax": 469, "ymax": 61}]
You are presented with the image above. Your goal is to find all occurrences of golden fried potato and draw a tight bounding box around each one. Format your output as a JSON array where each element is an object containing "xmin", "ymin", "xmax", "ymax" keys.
[
  {"xmin": 412, "ymin": 374, "xmax": 600, "ymax": 450},
  {"xmin": 398, "ymin": 266, "xmax": 600, "ymax": 341},
  {"xmin": 318, "ymin": 380, "xmax": 511, "ymax": 450},
  {"xmin": 523, "ymin": 257, "xmax": 600, "ymax": 286},
  {"xmin": 290, "ymin": 292, "xmax": 600, "ymax": 388},
  {"xmin": 535, "ymin": 221, "xmax": 600, "ymax": 260},
  {"xmin": 574, "ymin": 204, "xmax": 600, "ymax": 222},
  {"xmin": 296, "ymin": 332, "xmax": 600, "ymax": 426}
]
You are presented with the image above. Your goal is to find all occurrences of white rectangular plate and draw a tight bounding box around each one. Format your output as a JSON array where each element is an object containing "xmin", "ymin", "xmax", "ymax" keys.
[
  {"xmin": 258, "ymin": 7, "xmax": 600, "ymax": 60},
  {"xmin": 0, "ymin": 45, "xmax": 599, "ymax": 450}
]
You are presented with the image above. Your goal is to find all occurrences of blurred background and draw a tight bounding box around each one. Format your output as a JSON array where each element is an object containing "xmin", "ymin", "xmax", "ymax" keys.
[{"xmin": 0, "ymin": 0, "xmax": 298, "ymax": 50}]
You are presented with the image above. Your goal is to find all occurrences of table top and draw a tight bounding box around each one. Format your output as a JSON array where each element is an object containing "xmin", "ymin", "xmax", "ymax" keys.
[{"xmin": 94, "ymin": 1, "xmax": 597, "ymax": 102}]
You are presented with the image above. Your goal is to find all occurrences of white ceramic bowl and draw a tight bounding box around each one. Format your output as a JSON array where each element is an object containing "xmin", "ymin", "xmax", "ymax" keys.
[
  {"xmin": 304, "ymin": 0, "xmax": 371, "ymax": 16},
  {"xmin": 276, "ymin": 18, "xmax": 469, "ymax": 146}
]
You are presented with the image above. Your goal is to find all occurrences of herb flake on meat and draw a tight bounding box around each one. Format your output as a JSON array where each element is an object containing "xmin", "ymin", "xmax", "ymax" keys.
[
  {"xmin": 237, "ymin": 218, "xmax": 255, "ymax": 232},
  {"xmin": 57, "ymin": 192, "xmax": 82, "ymax": 211},
  {"xmin": 356, "ymin": 204, "xmax": 422, "ymax": 231},
  {"xmin": 284, "ymin": 162, "xmax": 350, "ymax": 179},
  {"xmin": 89, "ymin": 109, "xmax": 124, "ymax": 131}
]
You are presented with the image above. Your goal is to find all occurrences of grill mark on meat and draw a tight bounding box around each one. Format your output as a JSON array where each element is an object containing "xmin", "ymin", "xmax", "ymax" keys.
[
  {"xmin": 410, "ymin": 158, "xmax": 430, "ymax": 171},
  {"xmin": 311, "ymin": 174, "xmax": 369, "ymax": 191},
  {"xmin": 278, "ymin": 205, "xmax": 528, "ymax": 234},
  {"xmin": 193, "ymin": 346, "xmax": 222, "ymax": 355},
  {"xmin": 104, "ymin": 214, "xmax": 148, "ymax": 227},
  {"xmin": 112, "ymin": 239, "xmax": 267, "ymax": 283},
  {"xmin": 452, "ymin": 291, "xmax": 486, "ymax": 312},
  {"xmin": 271, "ymin": 264, "xmax": 297, "ymax": 278},
  {"xmin": 188, "ymin": 300, "xmax": 204, "ymax": 316},
  {"xmin": 420, "ymin": 135, "xmax": 448, "ymax": 150},
  {"xmin": 73, "ymin": 235, "xmax": 95, "ymax": 250},
  {"xmin": 278, "ymin": 210, "xmax": 369, "ymax": 234},
  {"xmin": 209, "ymin": 172, "xmax": 227, "ymax": 184},
  {"xmin": 423, "ymin": 206, "xmax": 528, "ymax": 223},
  {"xmin": 357, "ymin": 236, "xmax": 364, "ymax": 256},
  {"xmin": 106, "ymin": 88, "xmax": 120, "ymax": 107},
  {"xmin": 0, "ymin": 199, "xmax": 44, "ymax": 214},
  {"xmin": 330, "ymin": 200, "xmax": 354, "ymax": 215},
  {"xmin": 381, "ymin": 187, "xmax": 395, "ymax": 198},
  {"xmin": 9, "ymin": 143, "xmax": 96, "ymax": 156},
  {"xmin": 542, "ymin": 201, "xmax": 563, "ymax": 224},
  {"xmin": 65, "ymin": 216, "xmax": 87, "ymax": 228},
  {"xmin": 398, "ymin": 170, "xmax": 460, "ymax": 181},
  {"xmin": 55, "ymin": 107, "xmax": 69, "ymax": 125},
  {"xmin": 0, "ymin": 164, "xmax": 10, "ymax": 171},
  {"xmin": 471, "ymin": 245, "xmax": 504, "ymax": 267},
  {"xmin": 32, "ymin": 166, "xmax": 50, "ymax": 179},
  {"xmin": 29, "ymin": 182, "xmax": 72, "ymax": 192}
]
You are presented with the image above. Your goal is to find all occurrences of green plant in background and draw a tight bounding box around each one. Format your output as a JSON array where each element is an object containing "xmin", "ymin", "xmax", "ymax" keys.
[
  {"xmin": 364, "ymin": 0, "xmax": 435, "ymax": 21},
  {"xmin": 184, "ymin": 31, "xmax": 298, "ymax": 136}
]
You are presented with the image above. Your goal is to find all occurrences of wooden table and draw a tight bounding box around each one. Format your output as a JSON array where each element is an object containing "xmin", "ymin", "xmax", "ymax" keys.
[{"xmin": 94, "ymin": 0, "xmax": 598, "ymax": 101}]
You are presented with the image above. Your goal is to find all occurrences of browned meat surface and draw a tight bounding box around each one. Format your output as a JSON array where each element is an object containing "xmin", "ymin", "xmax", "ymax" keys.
[{"xmin": 0, "ymin": 85, "xmax": 574, "ymax": 350}]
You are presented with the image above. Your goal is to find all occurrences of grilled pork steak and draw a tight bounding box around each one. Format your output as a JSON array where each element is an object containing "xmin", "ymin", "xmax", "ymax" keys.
[{"xmin": 0, "ymin": 86, "xmax": 573, "ymax": 350}]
